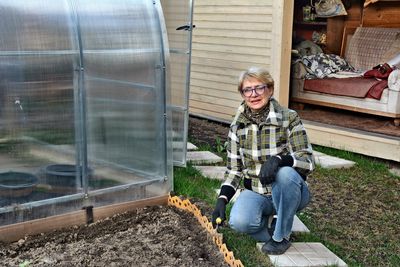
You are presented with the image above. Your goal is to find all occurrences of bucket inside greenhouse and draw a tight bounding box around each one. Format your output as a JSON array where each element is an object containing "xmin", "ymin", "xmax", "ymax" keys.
[
  {"xmin": 43, "ymin": 164, "xmax": 92, "ymax": 190},
  {"xmin": 0, "ymin": 171, "xmax": 38, "ymax": 198}
]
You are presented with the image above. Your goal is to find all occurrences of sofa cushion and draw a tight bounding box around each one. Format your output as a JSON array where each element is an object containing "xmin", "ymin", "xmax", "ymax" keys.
[
  {"xmin": 303, "ymin": 77, "xmax": 384, "ymax": 98},
  {"xmin": 345, "ymin": 27, "xmax": 400, "ymax": 71},
  {"xmin": 381, "ymin": 34, "xmax": 400, "ymax": 67}
]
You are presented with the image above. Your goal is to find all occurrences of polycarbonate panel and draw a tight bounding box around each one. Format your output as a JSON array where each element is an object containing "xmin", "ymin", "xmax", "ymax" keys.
[
  {"xmin": 0, "ymin": 0, "xmax": 81, "ymax": 224},
  {"xmin": 161, "ymin": 0, "xmax": 193, "ymax": 166},
  {"xmin": 0, "ymin": 0, "xmax": 172, "ymax": 226},
  {"xmin": 77, "ymin": 0, "xmax": 168, "ymax": 189}
]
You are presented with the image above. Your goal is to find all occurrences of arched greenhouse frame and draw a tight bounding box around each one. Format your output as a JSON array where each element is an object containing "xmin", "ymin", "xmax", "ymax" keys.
[{"xmin": 0, "ymin": 0, "xmax": 193, "ymax": 240}]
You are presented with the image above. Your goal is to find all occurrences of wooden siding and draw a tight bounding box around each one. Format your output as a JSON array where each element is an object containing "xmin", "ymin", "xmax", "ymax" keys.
[
  {"xmin": 362, "ymin": 1, "xmax": 400, "ymax": 27},
  {"xmin": 189, "ymin": 1, "xmax": 276, "ymax": 122}
]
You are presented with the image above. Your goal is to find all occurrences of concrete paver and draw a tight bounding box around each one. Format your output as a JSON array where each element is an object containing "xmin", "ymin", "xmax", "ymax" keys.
[
  {"xmin": 256, "ymin": 242, "xmax": 347, "ymax": 267},
  {"xmin": 187, "ymin": 142, "xmax": 198, "ymax": 151},
  {"xmin": 187, "ymin": 151, "xmax": 223, "ymax": 164},
  {"xmin": 389, "ymin": 166, "xmax": 400, "ymax": 177},
  {"xmin": 194, "ymin": 166, "xmax": 226, "ymax": 180},
  {"xmin": 172, "ymin": 142, "xmax": 198, "ymax": 151},
  {"xmin": 313, "ymin": 151, "xmax": 355, "ymax": 169},
  {"xmin": 292, "ymin": 215, "xmax": 310, "ymax": 233}
]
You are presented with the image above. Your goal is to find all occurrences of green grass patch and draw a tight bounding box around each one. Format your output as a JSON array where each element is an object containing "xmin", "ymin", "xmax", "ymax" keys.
[
  {"xmin": 175, "ymin": 141, "xmax": 400, "ymax": 266},
  {"xmin": 173, "ymin": 163, "xmax": 221, "ymax": 205}
]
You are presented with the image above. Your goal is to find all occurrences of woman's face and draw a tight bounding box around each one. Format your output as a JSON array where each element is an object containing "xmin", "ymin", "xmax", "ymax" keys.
[{"xmin": 241, "ymin": 77, "xmax": 273, "ymax": 111}]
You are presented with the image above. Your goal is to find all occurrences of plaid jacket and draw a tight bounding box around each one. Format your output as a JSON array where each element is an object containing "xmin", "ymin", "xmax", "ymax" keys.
[{"xmin": 220, "ymin": 98, "xmax": 314, "ymax": 201}]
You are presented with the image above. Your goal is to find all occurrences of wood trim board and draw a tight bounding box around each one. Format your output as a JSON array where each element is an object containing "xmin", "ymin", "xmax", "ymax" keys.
[{"xmin": 291, "ymin": 97, "xmax": 400, "ymax": 119}]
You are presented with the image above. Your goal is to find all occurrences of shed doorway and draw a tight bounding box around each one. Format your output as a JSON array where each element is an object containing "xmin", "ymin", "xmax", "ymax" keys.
[{"xmin": 289, "ymin": 0, "xmax": 400, "ymax": 160}]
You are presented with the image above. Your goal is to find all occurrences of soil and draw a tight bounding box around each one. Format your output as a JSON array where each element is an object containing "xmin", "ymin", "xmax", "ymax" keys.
[
  {"xmin": 0, "ymin": 205, "xmax": 227, "ymax": 267},
  {"xmin": 188, "ymin": 117, "xmax": 230, "ymax": 149}
]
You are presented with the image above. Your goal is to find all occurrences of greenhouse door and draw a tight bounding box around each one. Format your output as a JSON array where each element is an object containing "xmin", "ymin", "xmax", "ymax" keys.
[{"xmin": 161, "ymin": 0, "xmax": 194, "ymax": 166}]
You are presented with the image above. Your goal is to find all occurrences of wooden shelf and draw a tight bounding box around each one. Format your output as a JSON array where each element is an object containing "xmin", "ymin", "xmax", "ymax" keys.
[{"xmin": 294, "ymin": 21, "xmax": 327, "ymax": 26}]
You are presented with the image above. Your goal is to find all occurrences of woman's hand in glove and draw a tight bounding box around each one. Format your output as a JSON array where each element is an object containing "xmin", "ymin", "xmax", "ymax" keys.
[
  {"xmin": 211, "ymin": 198, "xmax": 227, "ymax": 228},
  {"xmin": 259, "ymin": 156, "xmax": 281, "ymax": 186}
]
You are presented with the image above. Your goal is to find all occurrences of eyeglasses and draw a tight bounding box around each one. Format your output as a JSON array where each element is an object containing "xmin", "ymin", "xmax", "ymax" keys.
[{"xmin": 241, "ymin": 84, "xmax": 267, "ymax": 97}]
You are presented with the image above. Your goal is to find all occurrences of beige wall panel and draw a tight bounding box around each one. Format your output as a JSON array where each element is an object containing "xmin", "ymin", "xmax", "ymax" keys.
[
  {"xmin": 192, "ymin": 43, "xmax": 269, "ymax": 56},
  {"xmin": 191, "ymin": 63, "xmax": 245, "ymax": 77},
  {"xmin": 190, "ymin": 78, "xmax": 236, "ymax": 92},
  {"xmin": 197, "ymin": 21, "xmax": 272, "ymax": 31},
  {"xmin": 190, "ymin": 100, "xmax": 236, "ymax": 121},
  {"xmin": 194, "ymin": 36, "xmax": 271, "ymax": 48},
  {"xmin": 190, "ymin": 86, "xmax": 242, "ymax": 102},
  {"xmin": 190, "ymin": 2, "xmax": 275, "ymax": 121},
  {"xmin": 191, "ymin": 57, "xmax": 255, "ymax": 70},
  {"xmin": 196, "ymin": 0, "xmax": 272, "ymax": 5},
  {"xmin": 192, "ymin": 50, "xmax": 270, "ymax": 64},
  {"xmin": 194, "ymin": 28, "xmax": 271, "ymax": 39},
  {"xmin": 191, "ymin": 72, "xmax": 238, "ymax": 86},
  {"xmin": 190, "ymin": 107, "xmax": 234, "ymax": 122},
  {"xmin": 195, "ymin": 6, "xmax": 272, "ymax": 14},
  {"xmin": 191, "ymin": 85, "xmax": 239, "ymax": 99},
  {"xmin": 195, "ymin": 13, "xmax": 271, "ymax": 23},
  {"xmin": 190, "ymin": 94, "xmax": 239, "ymax": 108}
]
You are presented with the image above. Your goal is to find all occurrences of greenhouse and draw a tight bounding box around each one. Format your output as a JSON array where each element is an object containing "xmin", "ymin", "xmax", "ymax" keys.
[{"xmin": 0, "ymin": 0, "xmax": 192, "ymax": 236}]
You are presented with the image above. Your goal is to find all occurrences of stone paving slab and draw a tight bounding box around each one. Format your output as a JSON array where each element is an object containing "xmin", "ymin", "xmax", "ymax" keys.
[
  {"xmin": 194, "ymin": 166, "xmax": 226, "ymax": 180},
  {"xmin": 187, "ymin": 151, "xmax": 223, "ymax": 165},
  {"xmin": 187, "ymin": 142, "xmax": 198, "ymax": 151},
  {"xmin": 314, "ymin": 151, "xmax": 355, "ymax": 169},
  {"xmin": 256, "ymin": 242, "xmax": 347, "ymax": 267},
  {"xmin": 389, "ymin": 166, "xmax": 400, "ymax": 177},
  {"xmin": 193, "ymin": 152, "xmax": 355, "ymax": 180},
  {"xmin": 172, "ymin": 142, "xmax": 198, "ymax": 151},
  {"xmin": 292, "ymin": 215, "xmax": 310, "ymax": 233}
]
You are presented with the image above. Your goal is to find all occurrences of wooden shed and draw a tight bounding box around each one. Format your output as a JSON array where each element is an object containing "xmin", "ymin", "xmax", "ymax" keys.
[{"xmin": 188, "ymin": 0, "xmax": 400, "ymax": 162}]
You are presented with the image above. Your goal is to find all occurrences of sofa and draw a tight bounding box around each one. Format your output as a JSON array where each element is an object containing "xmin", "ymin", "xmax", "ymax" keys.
[{"xmin": 291, "ymin": 26, "xmax": 400, "ymax": 126}]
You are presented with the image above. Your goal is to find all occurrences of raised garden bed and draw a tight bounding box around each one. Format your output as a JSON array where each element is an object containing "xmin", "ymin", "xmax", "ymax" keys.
[{"xmin": 0, "ymin": 205, "xmax": 228, "ymax": 266}]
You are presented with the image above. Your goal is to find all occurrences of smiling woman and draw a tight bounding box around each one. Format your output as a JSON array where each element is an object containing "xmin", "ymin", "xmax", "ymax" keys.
[
  {"xmin": 238, "ymin": 68, "xmax": 274, "ymax": 112},
  {"xmin": 211, "ymin": 66, "xmax": 315, "ymax": 255}
]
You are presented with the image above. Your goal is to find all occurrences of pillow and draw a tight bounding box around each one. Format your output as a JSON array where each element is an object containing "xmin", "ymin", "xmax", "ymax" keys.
[
  {"xmin": 315, "ymin": 0, "xmax": 347, "ymax": 17},
  {"xmin": 346, "ymin": 27, "xmax": 400, "ymax": 71},
  {"xmin": 381, "ymin": 33, "xmax": 400, "ymax": 68}
]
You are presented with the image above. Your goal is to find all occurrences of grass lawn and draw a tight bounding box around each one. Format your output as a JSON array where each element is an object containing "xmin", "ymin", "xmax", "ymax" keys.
[{"xmin": 174, "ymin": 143, "xmax": 400, "ymax": 267}]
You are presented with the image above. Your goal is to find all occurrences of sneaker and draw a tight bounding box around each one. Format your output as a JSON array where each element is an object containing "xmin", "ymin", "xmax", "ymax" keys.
[{"xmin": 261, "ymin": 239, "xmax": 291, "ymax": 255}]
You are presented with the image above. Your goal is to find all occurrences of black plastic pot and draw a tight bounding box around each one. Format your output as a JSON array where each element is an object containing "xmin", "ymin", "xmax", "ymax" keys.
[
  {"xmin": 0, "ymin": 171, "xmax": 38, "ymax": 198},
  {"xmin": 44, "ymin": 164, "xmax": 92, "ymax": 188}
]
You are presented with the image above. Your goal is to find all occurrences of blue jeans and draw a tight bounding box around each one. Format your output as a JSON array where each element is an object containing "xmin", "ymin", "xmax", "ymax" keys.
[{"xmin": 228, "ymin": 167, "xmax": 310, "ymax": 242}]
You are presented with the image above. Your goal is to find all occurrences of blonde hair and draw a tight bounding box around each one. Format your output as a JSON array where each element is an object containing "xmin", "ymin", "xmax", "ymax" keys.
[{"xmin": 237, "ymin": 66, "xmax": 274, "ymax": 92}]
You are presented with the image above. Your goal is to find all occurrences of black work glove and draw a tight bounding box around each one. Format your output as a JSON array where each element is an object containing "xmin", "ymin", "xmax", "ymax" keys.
[
  {"xmin": 211, "ymin": 198, "xmax": 227, "ymax": 228},
  {"xmin": 259, "ymin": 156, "xmax": 282, "ymax": 186}
]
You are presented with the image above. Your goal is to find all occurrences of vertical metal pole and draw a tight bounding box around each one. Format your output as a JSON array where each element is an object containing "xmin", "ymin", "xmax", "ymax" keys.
[
  {"xmin": 182, "ymin": 0, "xmax": 195, "ymax": 166},
  {"xmin": 153, "ymin": 0, "xmax": 171, "ymax": 184},
  {"xmin": 69, "ymin": 0, "xmax": 88, "ymax": 194}
]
